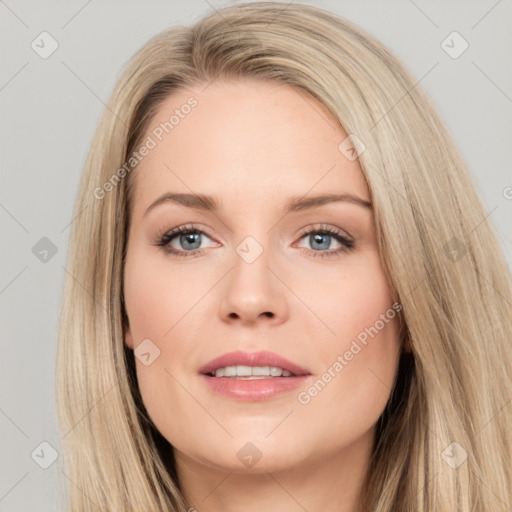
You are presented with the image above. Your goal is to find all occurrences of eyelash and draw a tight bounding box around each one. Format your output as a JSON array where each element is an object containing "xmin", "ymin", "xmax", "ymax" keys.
[{"xmin": 154, "ymin": 223, "xmax": 355, "ymax": 259}]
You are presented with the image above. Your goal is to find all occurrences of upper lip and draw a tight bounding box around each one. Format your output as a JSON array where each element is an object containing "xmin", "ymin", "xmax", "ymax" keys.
[{"xmin": 199, "ymin": 350, "xmax": 310, "ymax": 376}]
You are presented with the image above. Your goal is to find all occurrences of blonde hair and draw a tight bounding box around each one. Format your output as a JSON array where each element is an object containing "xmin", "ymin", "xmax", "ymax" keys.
[{"xmin": 56, "ymin": 2, "xmax": 512, "ymax": 510}]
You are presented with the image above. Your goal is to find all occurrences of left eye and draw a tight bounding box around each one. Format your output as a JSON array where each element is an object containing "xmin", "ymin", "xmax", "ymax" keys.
[
  {"xmin": 297, "ymin": 231, "xmax": 344, "ymax": 251},
  {"xmin": 293, "ymin": 226, "xmax": 355, "ymax": 258}
]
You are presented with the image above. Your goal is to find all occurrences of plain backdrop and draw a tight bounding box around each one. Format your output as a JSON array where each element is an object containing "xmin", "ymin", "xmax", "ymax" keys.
[{"xmin": 1, "ymin": 0, "xmax": 511, "ymax": 510}]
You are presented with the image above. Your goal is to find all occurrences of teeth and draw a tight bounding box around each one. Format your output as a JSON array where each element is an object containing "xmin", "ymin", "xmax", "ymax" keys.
[
  {"xmin": 252, "ymin": 366, "xmax": 270, "ymax": 376},
  {"xmin": 236, "ymin": 365, "xmax": 253, "ymax": 376},
  {"xmin": 213, "ymin": 366, "xmax": 294, "ymax": 378}
]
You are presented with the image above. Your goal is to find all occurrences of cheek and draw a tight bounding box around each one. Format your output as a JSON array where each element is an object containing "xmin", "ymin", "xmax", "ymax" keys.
[
  {"xmin": 123, "ymin": 247, "xmax": 212, "ymax": 429},
  {"xmin": 294, "ymin": 250, "xmax": 401, "ymax": 422},
  {"xmin": 295, "ymin": 248, "xmax": 396, "ymax": 349},
  {"xmin": 123, "ymin": 247, "xmax": 206, "ymax": 342}
]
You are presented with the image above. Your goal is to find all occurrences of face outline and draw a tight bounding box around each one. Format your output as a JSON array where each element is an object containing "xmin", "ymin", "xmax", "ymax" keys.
[{"xmin": 123, "ymin": 78, "xmax": 402, "ymax": 478}]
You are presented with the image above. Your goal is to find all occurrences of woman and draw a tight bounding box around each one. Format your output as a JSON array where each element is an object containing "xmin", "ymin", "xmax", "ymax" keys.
[{"xmin": 56, "ymin": 2, "xmax": 512, "ymax": 511}]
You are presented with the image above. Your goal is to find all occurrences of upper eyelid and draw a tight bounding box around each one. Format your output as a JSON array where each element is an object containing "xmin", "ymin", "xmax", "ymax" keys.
[{"xmin": 296, "ymin": 224, "xmax": 353, "ymax": 240}]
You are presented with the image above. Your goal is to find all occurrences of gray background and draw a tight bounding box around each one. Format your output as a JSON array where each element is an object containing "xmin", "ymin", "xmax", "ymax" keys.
[{"xmin": 1, "ymin": 0, "xmax": 511, "ymax": 510}]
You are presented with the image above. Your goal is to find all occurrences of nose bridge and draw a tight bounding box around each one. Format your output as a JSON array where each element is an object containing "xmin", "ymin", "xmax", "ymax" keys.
[
  {"xmin": 229, "ymin": 209, "xmax": 276, "ymax": 274},
  {"xmin": 218, "ymin": 229, "xmax": 288, "ymax": 324},
  {"xmin": 231, "ymin": 232, "xmax": 274, "ymax": 299}
]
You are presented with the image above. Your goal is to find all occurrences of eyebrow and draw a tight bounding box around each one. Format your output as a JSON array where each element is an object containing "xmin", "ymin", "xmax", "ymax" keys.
[{"xmin": 143, "ymin": 191, "xmax": 372, "ymax": 218}]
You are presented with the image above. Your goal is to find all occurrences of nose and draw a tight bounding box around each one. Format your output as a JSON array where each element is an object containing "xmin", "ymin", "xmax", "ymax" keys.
[{"xmin": 218, "ymin": 244, "xmax": 289, "ymax": 327}]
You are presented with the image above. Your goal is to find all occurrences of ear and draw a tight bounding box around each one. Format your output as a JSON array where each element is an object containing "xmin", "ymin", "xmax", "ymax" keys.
[
  {"xmin": 402, "ymin": 334, "xmax": 412, "ymax": 354},
  {"xmin": 124, "ymin": 325, "xmax": 134, "ymax": 350},
  {"xmin": 394, "ymin": 301, "xmax": 412, "ymax": 354}
]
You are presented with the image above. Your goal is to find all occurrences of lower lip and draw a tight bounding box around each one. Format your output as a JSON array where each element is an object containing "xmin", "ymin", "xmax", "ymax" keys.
[{"xmin": 200, "ymin": 374, "xmax": 312, "ymax": 401}]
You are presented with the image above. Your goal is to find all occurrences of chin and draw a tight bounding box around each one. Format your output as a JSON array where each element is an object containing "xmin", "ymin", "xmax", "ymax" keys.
[{"xmin": 176, "ymin": 436, "xmax": 308, "ymax": 474}]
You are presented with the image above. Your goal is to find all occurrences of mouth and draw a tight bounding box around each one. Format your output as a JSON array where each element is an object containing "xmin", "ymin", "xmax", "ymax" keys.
[
  {"xmin": 198, "ymin": 350, "xmax": 312, "ymax": 401},
  {"xmin": 206, "ymin": 365, "xmax": 297, "ymax": 379},
  {"xmin": 199, "ymin": 350, "xmax": 310, "ymax": 378}
]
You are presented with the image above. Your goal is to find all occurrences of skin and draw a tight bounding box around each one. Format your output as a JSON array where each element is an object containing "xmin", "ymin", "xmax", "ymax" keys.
[{"xmin": 123, "ymin": 79, "xmax": 403, "ymax": 512}]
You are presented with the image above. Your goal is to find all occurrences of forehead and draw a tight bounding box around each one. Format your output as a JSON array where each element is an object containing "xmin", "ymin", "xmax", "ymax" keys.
[{"xmin": 130, "ymin": 79, "xmax": 369, "ymax": 216}]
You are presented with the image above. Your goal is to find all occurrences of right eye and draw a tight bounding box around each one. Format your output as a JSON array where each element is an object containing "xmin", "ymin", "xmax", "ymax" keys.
[{"xmin": 156, "ymin": 224, "xmax": 219, "ymax": 257}]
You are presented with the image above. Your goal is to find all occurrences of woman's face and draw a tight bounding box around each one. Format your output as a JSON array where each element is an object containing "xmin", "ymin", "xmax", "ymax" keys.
[{"xmin": 123, "ymin": 79, "xmax": 402, "ymax": 474}]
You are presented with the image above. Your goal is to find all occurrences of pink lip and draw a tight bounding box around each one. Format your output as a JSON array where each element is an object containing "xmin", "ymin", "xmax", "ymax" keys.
[
  {"xmin": 198, "ymin": 350, "xmax": 310, "ymax": 376},
  {"xmin": 198, "ymin": 350, "xmax": 312, "ymax": 402}
]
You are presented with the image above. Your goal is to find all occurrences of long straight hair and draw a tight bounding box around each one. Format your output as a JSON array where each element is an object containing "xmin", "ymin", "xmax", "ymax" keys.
[{"xmin": 56, "ymin": 2, "xmax": 512, "ymax": 510}]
